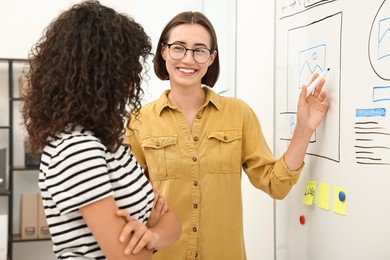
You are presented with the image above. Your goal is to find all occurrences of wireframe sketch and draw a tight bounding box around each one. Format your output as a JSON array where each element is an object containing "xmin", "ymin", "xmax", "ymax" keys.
[
  {"xmin": 354, "ymin": 115, "xmax": 390, "ymax": 165},
  {"xmin": 354, "ymin": 85, "xmax": 390, "ymax": 165},
  {"xmin": 299, "ymin": 44, "xmax": 327, "ymax": 89},
  {"xmin": 359, "ymin": 0, "xmax": 390, "ymax": 165},
  {"xmin": 280, "ymin": 13, "xmax": 342, "ymax": 162},
  {"xmin": 369, "ymin": 0, "xmax": 390, "ymax": 80}
]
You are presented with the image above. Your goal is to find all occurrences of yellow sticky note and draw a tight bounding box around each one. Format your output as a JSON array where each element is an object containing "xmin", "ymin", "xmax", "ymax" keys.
[
  {"xmin": 302, "ymin": 181, "xmax": 316, "ymax": 205},
  {"xmin": 318, "ymin": 182, "xmax": 330, "ymax": 210},
  {"xmin": 333, "ymin": 186, "xmax": 346, "ymax": 215}
]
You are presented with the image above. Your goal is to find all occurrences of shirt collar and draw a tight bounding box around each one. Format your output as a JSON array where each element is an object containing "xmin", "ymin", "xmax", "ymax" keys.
[{"xmin": 155, "ymin": 86, "xmax": 221, "ymax": 116}]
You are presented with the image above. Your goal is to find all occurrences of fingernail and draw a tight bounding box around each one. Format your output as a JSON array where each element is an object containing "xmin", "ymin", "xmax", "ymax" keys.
[
  {"xmin": 119, "ymin": 236, "xmax": 125, "ymax": 242},
  {"xmin": 124, "ymin": 249, "xmax": 130, "ymax": 255}
]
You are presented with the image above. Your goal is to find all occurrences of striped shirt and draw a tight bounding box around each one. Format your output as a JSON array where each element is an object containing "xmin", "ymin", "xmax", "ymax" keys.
[{"xmin": 39, "ymin": 127, "xmax": 154, "ymax": 259}]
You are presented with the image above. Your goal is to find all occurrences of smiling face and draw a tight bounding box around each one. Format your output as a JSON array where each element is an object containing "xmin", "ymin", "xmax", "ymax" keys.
[{"xmin": 161, "ymin": 23, "xmax": 216, "ymax": 89}]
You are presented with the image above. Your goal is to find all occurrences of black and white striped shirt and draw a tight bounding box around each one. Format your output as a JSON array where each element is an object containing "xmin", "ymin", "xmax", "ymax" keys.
[{"xmin": 39, "ymin": 127, "xmax": 154, "ymax": 259}]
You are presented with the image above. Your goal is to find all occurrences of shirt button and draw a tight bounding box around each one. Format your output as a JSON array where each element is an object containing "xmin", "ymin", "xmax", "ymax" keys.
[
  {"xmin": 192, "ymin": 227, "xmax": 197, "ymax": 232},
  {"xmin": 156, "ymin": 142, "xmax": 160, "ymax": 146},
  {"xmin": 193, "ymin": 181, "xmax": 198, "ymax": 186},
  {"xmin": 223, "ymin": 136, "xmax": 228, "ymax": 140},
  {"xmin": 193, "ymin": 136, "xmax": 198, "ymax": 142},
  {"xmin": 192, "ymin": 157, "xmax": 197, "ymax": 162},
  {"xmin": 193, "ymin": 203, "xmax": 198, "ymax": 209},
  {"xmin": 195, "ymin": 252, "xmax": 199, "ymax": 258},
  {"xmin": 196, "ymin": 115, "xmax": 201, "ymax": 119}
]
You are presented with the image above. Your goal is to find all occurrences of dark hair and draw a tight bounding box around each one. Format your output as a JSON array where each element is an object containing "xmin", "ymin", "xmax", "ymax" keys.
[
  {"xmin": 153, "ymin": 11, "xmax": 220, "ymax": 87},
  {"xmin": 22, "ymin": 0, "xmax": 152, "ymax": 153}
]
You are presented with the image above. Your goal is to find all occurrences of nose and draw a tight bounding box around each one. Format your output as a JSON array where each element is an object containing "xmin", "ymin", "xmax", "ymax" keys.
[{"xmin": 181, "ymin": 49, "xmax": 196, "ymax": 63}]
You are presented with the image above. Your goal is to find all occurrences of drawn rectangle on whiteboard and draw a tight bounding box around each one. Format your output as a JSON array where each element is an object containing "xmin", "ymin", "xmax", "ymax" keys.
[
  {"xmin": 299, "ymin": 44, "xmax": 326, "ymax": 89},
  {"xmin": 373, "ymin": 86, "xmax": 390, "ymax": 102},
  {"xmin": 279, "ymin": 112, "xmax": 316, "ymax": 142},
  {"xmin": 287, "ymin": 13, "xmax": 342, "ymax": 162},
  {"xmin": 378, "ymin": 17, "xmax": 390, "ymax": 60}
]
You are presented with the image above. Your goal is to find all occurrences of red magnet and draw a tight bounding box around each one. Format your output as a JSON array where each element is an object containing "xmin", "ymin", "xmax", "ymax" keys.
[{"xmin": 299, "ymin": 215, "xmax": 305, "ymax": 225}]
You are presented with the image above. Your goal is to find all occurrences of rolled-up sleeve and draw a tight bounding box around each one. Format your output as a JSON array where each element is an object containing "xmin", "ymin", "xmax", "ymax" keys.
[{"xmin": 241, "ymin": 105, "xmax": 304, "ymax": 199}]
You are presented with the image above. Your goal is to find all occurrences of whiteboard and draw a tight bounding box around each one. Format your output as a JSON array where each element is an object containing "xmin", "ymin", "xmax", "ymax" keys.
[{"xmin": 274, "ymin": 1, "xmax": 390, "ymax": 260}]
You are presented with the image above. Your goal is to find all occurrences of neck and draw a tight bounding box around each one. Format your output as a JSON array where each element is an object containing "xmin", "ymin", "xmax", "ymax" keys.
[{"xmin": 168, "ymin": 87, "xmax": 206, "ymax": 111}]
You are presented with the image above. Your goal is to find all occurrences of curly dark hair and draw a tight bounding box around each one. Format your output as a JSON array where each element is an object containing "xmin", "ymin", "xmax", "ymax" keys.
[
  {"xmin": 22, "ymin": 0, "xmax": 152, "ymax": 153},
  {"xmin": 153, "ymin": 11, "xmax": 220, "ymax": 87}
]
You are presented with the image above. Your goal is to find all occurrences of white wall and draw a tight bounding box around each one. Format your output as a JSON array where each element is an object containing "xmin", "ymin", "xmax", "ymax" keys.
[
  {"xmin": 0, "ymin": 1, "xmax": 276, "ymax": 259},
  {"xmin": 236, "ymin": 1, "xmax": 275, "ymax": 260},
  {"xmin": 202, "ymin": 3, "xmax": 275, "ymax": 260}
]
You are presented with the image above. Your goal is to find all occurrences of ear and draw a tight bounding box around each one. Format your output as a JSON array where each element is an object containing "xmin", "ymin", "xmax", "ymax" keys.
[
  {"xmin": 161, "ymin": 44, "xmax": 168, "ymax": 61},
  {"xmin": 207, "ymin": 50, "xmax": 217, "ymax": 67}
]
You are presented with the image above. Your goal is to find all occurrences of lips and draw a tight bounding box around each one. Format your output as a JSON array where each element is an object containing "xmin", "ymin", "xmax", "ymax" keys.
[{"xmin": 178, "ymin": 67, "xmax": 197, "ymax": 74}]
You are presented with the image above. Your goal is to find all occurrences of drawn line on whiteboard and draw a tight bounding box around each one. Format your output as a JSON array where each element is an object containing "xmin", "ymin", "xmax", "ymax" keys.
[
  {"xmin": 279, "ymin": 0, "xmax": 337, "ymax": 20},
  {"xmin": 355, "ymin": 151, "xmax": 374, "ymax": 154},
  {"xmin": 280, "ymin": 112, "xmax": 297, "ymax": 114},
  {"xmin": 305, "ymin": 152, "xmax": 339, "ymax": 163},
  {"xmin": 356, "ymin": 156, "xmax": 382, "ymax": 161},
  {"xmin": 355, "ymin": 121, "xmax": 379, "ymax": 125},
  {"xmin": 354, "ymin": 126, "xmax": 385, "ymax": 130},
  {"xmin": 355, "ymin": 139, "xmax": 374, "ymax": 141},
  {"xmin": 357, "ymin": 162, "xmax": 390, "ymax": 165},
  {"xmin": 355, "ymin": 131, "xmax": 390, "ymax": 135},
  {"xmin": 354, "ymin": 145, "xmax": 390, "ymax": 149}
]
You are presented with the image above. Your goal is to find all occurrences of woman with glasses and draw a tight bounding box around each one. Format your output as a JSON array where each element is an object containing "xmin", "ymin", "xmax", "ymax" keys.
[{"xmin": 125, "ymin": 11, "xmax": 329, "ymax": 260}]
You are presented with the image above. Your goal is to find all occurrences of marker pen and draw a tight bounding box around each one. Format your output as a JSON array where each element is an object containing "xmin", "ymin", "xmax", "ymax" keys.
[{"xmin": 306, "ymin": 68, "xmax": 330, "ymax": 97}]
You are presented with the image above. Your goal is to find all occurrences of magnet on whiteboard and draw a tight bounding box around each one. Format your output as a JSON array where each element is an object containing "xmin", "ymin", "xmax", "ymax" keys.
[
  {"xmin": 299, "ymin": 215, "xmax": 305, "ymax": 225},
  {"xmin": 338, "ymin": 191, "xmax": 346, "ymax": 202}
]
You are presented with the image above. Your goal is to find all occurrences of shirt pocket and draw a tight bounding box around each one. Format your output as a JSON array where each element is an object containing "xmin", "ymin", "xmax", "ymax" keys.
[
  {"xmin": 140, "ymin": 136, "xmax": 181, "ymax": 181},
  {"xmin": 206, "ymin": 130, "xmax": 242, "ymax": 174}
]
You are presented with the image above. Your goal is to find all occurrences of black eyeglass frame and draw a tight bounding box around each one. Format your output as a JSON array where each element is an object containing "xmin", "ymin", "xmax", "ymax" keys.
[{"xmin": 165, "ymin": 43, "xmax": 214, "ymax": 64}]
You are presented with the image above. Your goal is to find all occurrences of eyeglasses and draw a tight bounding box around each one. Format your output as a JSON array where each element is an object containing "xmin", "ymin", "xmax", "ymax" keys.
[{"xmin": 165, "ymin": 43, "xmax": 213, "ymax": 64}]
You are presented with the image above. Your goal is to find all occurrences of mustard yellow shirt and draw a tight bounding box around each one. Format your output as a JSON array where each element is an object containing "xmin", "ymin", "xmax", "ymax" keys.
[{"xmin": 125, "ymin": 88, "xmax": 303, "ymax": 260}]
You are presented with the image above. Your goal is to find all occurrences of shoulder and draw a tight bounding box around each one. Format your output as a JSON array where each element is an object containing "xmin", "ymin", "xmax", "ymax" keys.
[
  {"xmin": 216, "ymin": 95, "xmax": 252, "ymax": 114},
  {"xmin": 221, "ymin": 95, "xmax": 249, "ymax": 106},
  {"xmin": 139, "ymin": 100, "xmax": 159, "ymax": 113},
  {"xmin": 44, "ymin": 127, "xmax": 106, "ymax": 161},
  {"xmin": 128, "ymin": 93, "xmax": 171, "ymax": 129},
  {"xmin": 129, "ymin": 101, "xmax": 160, "ymax": 128},
  {"xmin": 208, "ymin": 91, "xmax": 259, "ymax": 126},
  {"xmin": 206, "ymin": 87, "xmax": 250, "ymax": 110}
]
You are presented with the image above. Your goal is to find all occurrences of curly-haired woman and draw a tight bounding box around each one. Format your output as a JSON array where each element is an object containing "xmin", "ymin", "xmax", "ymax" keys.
[{"xmin": 22, "ymin": 1, "xmax": 181, "ymax": 259}]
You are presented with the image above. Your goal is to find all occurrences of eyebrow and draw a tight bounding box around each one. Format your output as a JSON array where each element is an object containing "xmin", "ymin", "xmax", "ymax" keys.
[{"xmin": 170, "ymin": 40, "xmax": 209, "ymax": 48}]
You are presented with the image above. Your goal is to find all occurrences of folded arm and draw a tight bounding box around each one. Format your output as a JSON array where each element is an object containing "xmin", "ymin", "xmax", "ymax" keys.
[
  {"xmin": 80, "ymin": 196, "xmax": 153, "ymax": 260},
  {"xmin": 117, "ymin": 189, "xmax": 182, "ymax": 252}
]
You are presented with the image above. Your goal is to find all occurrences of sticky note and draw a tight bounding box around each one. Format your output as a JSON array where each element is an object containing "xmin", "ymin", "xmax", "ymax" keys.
[
  {"xmin": 333, "ymin": 186, "xmax": 346, "ymax": 215},
  {"xmin": 318, "ymin": 182, "xmax": 330, "ymax": 210},
  {"xmin": 302, "ymin": 181, "xmax": 316, "ymax": 205}
]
